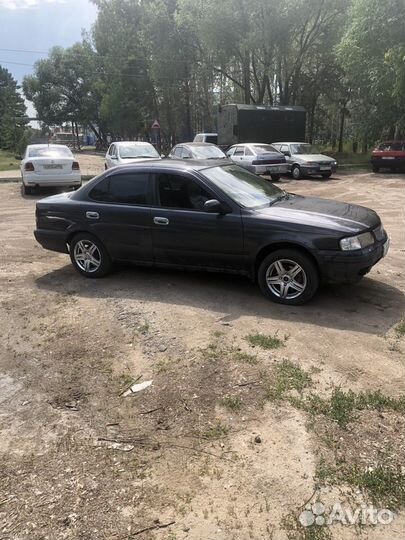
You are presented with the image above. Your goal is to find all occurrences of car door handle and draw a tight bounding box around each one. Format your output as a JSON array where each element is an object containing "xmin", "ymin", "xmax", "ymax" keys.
[
  {"xmin": 153, "ymin": 217, "xmax": 169, "ymax": 226},
  {"xmin": 86, "ymin": 211, "xmax": 99, "ymax": 220}
]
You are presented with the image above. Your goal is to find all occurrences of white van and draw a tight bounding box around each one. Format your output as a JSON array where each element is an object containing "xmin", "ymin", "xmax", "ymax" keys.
[{"xmin": 193, "ymin": 133, "xmax": 218, "ymax": 144}]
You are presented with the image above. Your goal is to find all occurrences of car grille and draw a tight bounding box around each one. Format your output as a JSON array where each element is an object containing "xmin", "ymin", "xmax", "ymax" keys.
[
  {"xmin": 319, "ymin": 161, "xmax": 332, "ymax": 166},
  {"xmin": 373, "ymin": 224, "xmax": 385, "ymax": 241}
]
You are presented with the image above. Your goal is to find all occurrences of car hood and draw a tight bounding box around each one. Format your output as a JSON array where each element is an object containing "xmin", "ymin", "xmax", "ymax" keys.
[
  {"xmin": 255, "ymin": 194, "xmax": 379, "ymax": 234},
  {"xmin": 292, "ymin": 154, "xmax": 334, "ymax": 163}
]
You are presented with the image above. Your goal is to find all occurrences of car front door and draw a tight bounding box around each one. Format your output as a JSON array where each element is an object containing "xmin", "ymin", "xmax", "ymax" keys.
[
  {"xmin": 232, "ymin": 146, "xmax": 245, "ymax": 166},
  {"xmin": 150, "ymin": 171, "xmax": 245, "ymax": 271},
  {"xmin": 83, "ymin": 171, "xmax": 153, "ymax": 262},
  {"xmin": 280, "ymin": 144, "xmax": 292, "ymax": 170}
]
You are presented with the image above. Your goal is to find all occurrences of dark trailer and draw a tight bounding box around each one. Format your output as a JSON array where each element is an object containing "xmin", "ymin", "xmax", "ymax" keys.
[{"xmin": 217, "ymin": 104, "xmax": 306, "ymax": 147}]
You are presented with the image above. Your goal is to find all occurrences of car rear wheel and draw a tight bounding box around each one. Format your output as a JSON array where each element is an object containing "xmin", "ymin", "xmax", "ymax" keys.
[
  {"xmin": 70, "ymin": 233, "xmax": 112, "ymax": 278},
  {"xmin": 292, "ymin": 165, "xmax": 302, "ymax": 180},
  {"xmin": 321, "ymin": 172, "xmax": 332, "ymax": 179},
  {"xmin": 372, "ymin": 165, "xmax": 379, "ymax": 173},
  {"xmin": 22, "ymin": 183, "xmax": 32, "ymax": 195},
  {"xmin": 257, "ymin": 249, "xmax": 319, "ymax": 305},
  {"xmin": 270, "ymin": 174, "xmax": 281, "ymax": 181}
]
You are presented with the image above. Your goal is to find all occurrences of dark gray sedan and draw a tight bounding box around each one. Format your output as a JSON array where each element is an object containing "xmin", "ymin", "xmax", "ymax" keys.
[{"xmin": 34, "ymin": 161, "xmax": 389, "ymax": 305}]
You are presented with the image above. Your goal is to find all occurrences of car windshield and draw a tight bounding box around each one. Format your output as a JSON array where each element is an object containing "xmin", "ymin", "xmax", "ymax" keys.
[
  {"xmin": 252, "ymin": 144, "xmax": 278, "ymax": 154},
  {"xmin": 28, "ymin": 146, "xmax": 72, "ymax": 158},
  {"xmin": 118, "ymin": 144, "xmax": 159, "ymax": 158},
  {"xmin": 201, "ymin": 164, "xmax": 284, "ymax": 209},
  {"xmin": 290, "ymin": 144, "xmax": 318, "ymax": 155},
  {"xmin": 377, "ymin": 142, "xmax": 405, "ymax": 151},
  {"xmin": 191, "ymin": 146, "xmax": 226, "ymax": 159}
]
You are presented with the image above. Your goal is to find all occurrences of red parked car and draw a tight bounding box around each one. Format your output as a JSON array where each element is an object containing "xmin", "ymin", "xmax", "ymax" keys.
[{"xmin": 371, "ymin": 141, "xmax": 405, "ymax": 173}]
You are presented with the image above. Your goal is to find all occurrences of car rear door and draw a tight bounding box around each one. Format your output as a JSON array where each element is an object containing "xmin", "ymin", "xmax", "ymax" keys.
[
  {"xmin": 150, "ymin": 170, "xmax": 245, "ymax": 272},
  {"xmin": 83, "ymin": 170, "xmax": 153, "ymax": 262}
]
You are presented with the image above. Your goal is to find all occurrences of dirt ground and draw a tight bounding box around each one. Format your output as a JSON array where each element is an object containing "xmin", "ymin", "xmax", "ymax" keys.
[{"xmin": 0, "ymin": 170, "xmax": 404, "ymax": 540}]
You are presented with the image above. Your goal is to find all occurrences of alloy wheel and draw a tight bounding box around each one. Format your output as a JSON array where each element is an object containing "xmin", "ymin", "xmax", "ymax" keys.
[
  {"xmin": 73, "ymin": 239, "xmax": 101, "ymax": 273},
  {"xmin": 265, "ymin": 258, "xmax": 307, "ymax": 300}
]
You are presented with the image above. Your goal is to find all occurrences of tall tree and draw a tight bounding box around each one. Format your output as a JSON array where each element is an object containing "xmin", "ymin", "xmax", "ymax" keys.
[{"xmin": 0, "ymin": 66, "xmax": 28, "ymax": 151}]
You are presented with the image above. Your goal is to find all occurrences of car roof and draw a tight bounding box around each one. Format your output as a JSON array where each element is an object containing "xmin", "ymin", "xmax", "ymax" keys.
[
  {"xmin": 195, "ymin": 133, "xmax": 217, "ymax": 136},
  {"xmin": 112, "ymin": 141, "xmax": 154, "ymax": 146},
  {"xmin": 104, "ymin": 160, "xmax": 227, "ymax": 173},
  {"xmin": 27, "ymin": 144, "xmax": 70, "ymax": 149},
  {"xmin": 272, "ymin": 142, "xmax": 309, "ymax": 145},
  {"xmin": 175, "ymin": 142, "xmax": 217, "ymax": 147}
]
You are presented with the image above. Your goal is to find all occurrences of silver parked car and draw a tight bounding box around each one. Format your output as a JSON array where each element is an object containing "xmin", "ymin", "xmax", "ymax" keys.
[
  {"xmin": 169, "ymin": 142, "xmax": 227, "ymax": 160},
  {"xmin": 105, "ymin": 141, "xmax": 161, "ymax": 169},
  {"xmin": 226, "ymin": 143, "xmax": 288, "ymax": 181},
  {"xmin": 272, "ymin": 142, "xmax": 337, "ymax": 179}
]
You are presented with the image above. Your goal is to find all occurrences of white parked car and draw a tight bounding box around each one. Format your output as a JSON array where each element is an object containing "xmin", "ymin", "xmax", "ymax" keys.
[
  {"xmin": 226, "ymin": 143, "xmax": 288, "ymax": 181},
  {"xmin": 105, "ymin": 141, "xmax": 161, "ymax": 169},
  {"xmin": 272, "ymin": 142, "xmax": 337, "ymax": 179},
  {"xmin": 20, "ymin": 144, "xmax": 81, "ymax": 195}
]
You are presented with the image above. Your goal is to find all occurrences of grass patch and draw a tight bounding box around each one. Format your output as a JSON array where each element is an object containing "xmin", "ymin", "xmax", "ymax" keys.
[
  {"xmin": 233, "ymin": 350, "xmax": 259, "ymax": 365},
  {"xmin": 317, "ymin": 462, "xmax": 405, "ymax": 509},
  {"xmin": 265, "ymin": 360, "xmax": 313, "ymax": 402},
  {"xmin": 202, "ymin": 422, "xmax": 229, "ymax": 440},
  {"xmin": 304, "ymin": 388, "xmax": 405, "ymax": 428},
  {"xmin": 395, "ymin": 318, "xmax": 405, "ymax": 337},
  {"xmin": 245, "ymin": 332, "xmax": 286, "ymax": 350},
  {"xmin": 221, "ymin": 395, "xmax": 242, "ymax": 411},
  {"xmin": 0, "ymin": 150, "xmax": 20, "ymax": 171}
]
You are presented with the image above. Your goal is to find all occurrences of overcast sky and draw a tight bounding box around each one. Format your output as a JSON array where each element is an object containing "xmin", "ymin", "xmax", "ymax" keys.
[{"xmin": 0, "ymin": 0, "xmax": 98, "ymax": 118}]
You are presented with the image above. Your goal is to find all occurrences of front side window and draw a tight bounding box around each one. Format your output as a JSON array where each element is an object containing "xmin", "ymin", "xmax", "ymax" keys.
[
  {"xmin": 156, "ymin": 173, "xmax": 212, "ymax": 211},
  {"xmin": 173, "ymin": 147, "xmax": 183, "ymax": 157},
  {"xmin": 89, "ymin": 173, "xmax": 150, "ymax": 205},
  {"xmin": 234, "ymin": 147, "xmax": 244, "ymax": 156},
  {"xmin": 201, "ymin": 164, "xmax": 283, "ymax": 209}
]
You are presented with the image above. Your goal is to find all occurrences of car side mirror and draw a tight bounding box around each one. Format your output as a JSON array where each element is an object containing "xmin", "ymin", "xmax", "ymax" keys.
[
  {"xmin": 160, "ymin": 154, "xmax": 166, "ymax": 158},
  {"xmin": 204, "ymin": 199, "xmax": 229, "ymax": 214},
  {"xmin": 283, "ymin": 151, "xmax": 291, "ymax": 157},
  {"xmin": 111, "ymin": 155, "xmax": 118, "ymax": 160}
]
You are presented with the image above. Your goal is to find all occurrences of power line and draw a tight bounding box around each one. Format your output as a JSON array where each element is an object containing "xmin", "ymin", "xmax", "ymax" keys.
[{"xmin": 0, "ymin": 47, "xmax": 48, "ymax": 54}]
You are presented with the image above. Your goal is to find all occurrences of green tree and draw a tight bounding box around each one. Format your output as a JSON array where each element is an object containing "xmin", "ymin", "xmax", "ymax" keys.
[
  {"xmin": 0, "ymin": 66, "xmax": 28, "ymax": 151},
  {"xmin": 23, "ymin": 42, "xmax": 104, "ymax": 145}
]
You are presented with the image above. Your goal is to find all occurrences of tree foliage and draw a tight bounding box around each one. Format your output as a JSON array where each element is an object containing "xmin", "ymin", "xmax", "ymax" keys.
[
  {"xmin": 0, "ymin": 66, "xmax": 28, "ymax": 151},
  {"xmin": 22, "ymin": 0, "xmax": 405, "ymax": 148}
]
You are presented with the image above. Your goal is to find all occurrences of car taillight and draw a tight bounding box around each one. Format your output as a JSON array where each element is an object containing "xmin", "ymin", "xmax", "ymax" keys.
[
  {"xmin": 72, "ymin": 161, "xmax": 80, "ymax": 171},
  {"xmin": 24, "ymin": 162, "xmax": 35, "ymax": 172}
]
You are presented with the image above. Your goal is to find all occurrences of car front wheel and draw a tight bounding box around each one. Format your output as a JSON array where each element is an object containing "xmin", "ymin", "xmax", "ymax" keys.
[
  {"xmin": 70, "ymin": 233, "xmax": 112, "ymax": 278},
  {"xmin": 257, "ymin": 249, "xmax": 320, "ymax": 305},
  {"xmin": 291, "ymin": 165, "xmax": 302, "ymax": 179},
  {"xmin": 270, "ymin": 174, "xmax": 281, "ymax": 181},
  {"xmin": 372, "ymin": 165, "xmax": 379, "ymax": 173},
  {"xmin": 322, "ymin": 172, "xmax": 332, "ymax": 179}
]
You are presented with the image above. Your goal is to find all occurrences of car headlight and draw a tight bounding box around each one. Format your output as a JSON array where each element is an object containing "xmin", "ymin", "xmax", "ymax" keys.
[
  {"xmin": 340, "ymin": 232, "xmax": 375, "ymax": 251},
  {"xmin": 332, "ymin": 161, "xmax": 337, "ymax": 166}
]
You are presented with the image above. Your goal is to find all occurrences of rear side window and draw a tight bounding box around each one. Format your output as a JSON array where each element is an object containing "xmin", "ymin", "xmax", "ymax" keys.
[
  {"xmin": 194, "ymin": 135, "xmax": 203, "ymax": 142},
  {"xmin": 89, "ymin": 173, "xmax": 150, "ymax": 205},
  {"xmin": 205, "ymin": 135, "xmax": 217, "ymax": 144}
]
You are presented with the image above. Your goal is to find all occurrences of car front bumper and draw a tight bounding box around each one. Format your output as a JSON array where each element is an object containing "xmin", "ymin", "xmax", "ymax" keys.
[
  {"xmin": 317, "ymin": 237, "xmax": 389, "ymax": 284},
  {"xmin": 300, "ymin": 164, "xmax": 337, "ymax": 176},
  {"xmin": 371, "ymin": 157, "xmax": 405, "ymax": 169}
]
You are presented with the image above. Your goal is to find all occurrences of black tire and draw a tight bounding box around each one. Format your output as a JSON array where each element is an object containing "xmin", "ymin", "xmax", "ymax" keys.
[
  {"xmin": 270, "ymin": 174, "xmax": 281, "ymax": 181},
  {"xmin": 321, "ymin": 172, "xmax": 332, "ymax": 179},
  {"xmin": 291, "ymin": 165, "xmax": 302, "ymax": 180},
  {"xmin": 257, "ymin": 249, "xmax": 320, "ymax": 305},
  {"xmin": 69, "ymin": 233, "xmax": 112, "ymax": 278},
  {"xmin": 22, "ymin": 183, "xmax": 32, "ymax": 195},
  {"xmin": 372, "ymin": 165, "xmax": 379, "ymax": 173}
]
